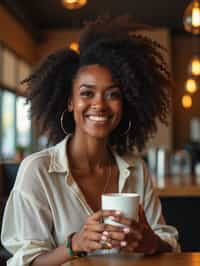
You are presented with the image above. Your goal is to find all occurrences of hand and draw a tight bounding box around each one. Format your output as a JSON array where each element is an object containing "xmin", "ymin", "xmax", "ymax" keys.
[
  {"xmin": 111, "ymin": 205, "xmax": 162, "ymax": 254},
  {"xmin": 71, "ymin": 210, "xmax": 127, "ymax": 253}
]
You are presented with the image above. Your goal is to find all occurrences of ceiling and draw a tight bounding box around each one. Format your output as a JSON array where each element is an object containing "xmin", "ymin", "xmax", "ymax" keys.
[{"xmin": 1, "ymin": 0, "xmax": 192, "ymax": 42}]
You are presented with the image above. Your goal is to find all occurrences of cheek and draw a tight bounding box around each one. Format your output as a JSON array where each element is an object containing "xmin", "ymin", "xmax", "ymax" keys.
[
  {"xmin": 73, "ymin": 100, "xmax": 87, "ymax": 118},
  {"xmin": 113, "ymin": 101, "xmax": 123, "ymax": 119}
]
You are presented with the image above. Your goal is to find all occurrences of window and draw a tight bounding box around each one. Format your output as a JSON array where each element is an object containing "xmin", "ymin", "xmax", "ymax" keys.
[
  {"xmin": 0, "ymin": 44, "xmax": 32, "ymax": 160},
  {"xmin": 16, "ymin": 96, "xmax": 31, "ymax": 148},
  {"xmin": 1, "ymin": 90, "xmax": 16, "ymax": 158}
]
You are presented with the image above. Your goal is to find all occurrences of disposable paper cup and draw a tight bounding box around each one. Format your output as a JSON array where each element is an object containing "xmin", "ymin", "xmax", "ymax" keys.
[{"xmin": 101, "ymin": 193, "xmax": 140, "ymax": 227}]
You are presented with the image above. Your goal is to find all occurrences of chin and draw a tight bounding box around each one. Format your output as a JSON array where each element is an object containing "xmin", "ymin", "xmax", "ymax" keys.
[{"xmin": 86, "ymin": 129, "xmax": 111, "ymax": 140}]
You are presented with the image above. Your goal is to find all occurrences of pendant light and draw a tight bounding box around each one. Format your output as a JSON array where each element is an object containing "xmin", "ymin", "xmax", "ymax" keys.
[
  {"xmin": 188, "ymin": 56, "xmax": 200, "ymax": 76},
  {"xmin": 62, "ymin": 0, "xmax": 87, "ymax": 10},
  {"xmin": 183, "ymin": 0, "xmax": 200, "ymax": 34},
  {"xmin": 185, "ymin": 78, "xmax": 198, "ymax": 93},
  {"xmin": 182, "ymin": 94, "xmax": 193, "ymax": 108},
  {"xmin": 69, "ymin": 42, "xmax": 79, "ymax": 53}
]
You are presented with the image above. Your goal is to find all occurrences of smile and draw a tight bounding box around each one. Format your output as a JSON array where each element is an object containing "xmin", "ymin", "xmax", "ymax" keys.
[{"xmin": 87, "ymin": 115, "xmax": 110, "ymax": 122}]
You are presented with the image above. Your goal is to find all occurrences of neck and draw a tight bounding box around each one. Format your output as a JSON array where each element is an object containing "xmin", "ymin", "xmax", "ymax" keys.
[{"xmin": 68, "ymin": 133, "xmax": 111, "ymax": 172}]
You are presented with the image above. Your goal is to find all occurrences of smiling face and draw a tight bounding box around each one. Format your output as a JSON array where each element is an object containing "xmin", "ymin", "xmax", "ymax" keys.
[{"xmin": 68, "ymin": 64, "xmax": 123, "ymax": 140}]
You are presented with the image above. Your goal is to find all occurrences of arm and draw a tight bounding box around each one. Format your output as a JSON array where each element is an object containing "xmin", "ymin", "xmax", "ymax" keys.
[
  {"xmin": 141, "ymin": 161, "xmax": 180, "ymax": 252},
  {"xmin": 31, "ymin": 244, "xmax": 73, "ymax": 266},
  {"xmin": 1, "ymin": 189, "xmax": 72, "ymax": 266}
]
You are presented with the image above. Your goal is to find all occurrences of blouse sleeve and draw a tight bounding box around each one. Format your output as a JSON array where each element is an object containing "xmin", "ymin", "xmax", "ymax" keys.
[
  {"xmin": 1, "ymin": 154, "xmax": 57, "ymax": 266},
  {"xmin": 142, "ymin": 162, "xmax": 180, "ymax": 252}
]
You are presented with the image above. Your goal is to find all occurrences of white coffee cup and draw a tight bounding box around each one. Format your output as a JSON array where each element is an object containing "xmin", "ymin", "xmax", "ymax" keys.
[{"xmin": 101, "ymin": 193, "xmax": 140, "ymax": 227}]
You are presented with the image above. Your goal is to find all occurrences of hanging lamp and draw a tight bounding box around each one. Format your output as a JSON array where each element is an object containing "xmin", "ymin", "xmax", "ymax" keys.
[{"xmin": 183, "ymin": 0, "xmax": 200, "ymax": 34}]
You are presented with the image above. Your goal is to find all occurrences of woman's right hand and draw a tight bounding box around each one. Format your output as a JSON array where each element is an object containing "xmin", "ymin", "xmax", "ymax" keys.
[{"xmin": 71, "ymin": 210, "xmax": 124, "ymax": 253}]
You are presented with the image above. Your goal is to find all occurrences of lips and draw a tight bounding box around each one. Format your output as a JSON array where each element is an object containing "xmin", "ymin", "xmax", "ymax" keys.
[{"xmin": 87, "ymin": 115, "xmax": 109, "ymax": 122}]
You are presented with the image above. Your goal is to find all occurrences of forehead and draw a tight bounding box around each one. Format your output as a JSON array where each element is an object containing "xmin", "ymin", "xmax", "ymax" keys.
[{"xmin": 74, "ymin": 64, "xmax": 114, "ymax": 85}]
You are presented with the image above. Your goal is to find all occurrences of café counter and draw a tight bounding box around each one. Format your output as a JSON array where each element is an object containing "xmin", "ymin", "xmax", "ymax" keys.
[{"xmin": 155, "ymin": 175, "xmax": 200, "ymax": 197}]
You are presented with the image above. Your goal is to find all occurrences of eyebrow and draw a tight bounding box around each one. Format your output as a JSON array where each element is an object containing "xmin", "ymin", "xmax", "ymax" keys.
[{"xmin": 79, "ymin": 83, "xmax": 120, "ymax": 89}]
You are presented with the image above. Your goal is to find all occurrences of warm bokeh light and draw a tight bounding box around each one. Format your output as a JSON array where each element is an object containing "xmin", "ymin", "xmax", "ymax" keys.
[
  {"xmin": 189, "ymin": 57, "xmax": 200, "ymax": 76},
  {"xmin": 185, "ymin": 78, "xmax": 198, "ymax": 93},
  {"xmin": 69, "ymin": 42, "xmax": 79, "ymax": 53},
  {"xmin": 182, "ymin": 95, "xmax": 192, "ymax": 108},
  {"xmin": 192, "ymin": 6, "xmax": 200, "ymax": 27},
  {"xmin": 62, "ymin": 0, "xmax": 87, "ymax": 10},
  {"xmin": 183, "ymin": 0, "xmax": 200, "ymax": 34}
]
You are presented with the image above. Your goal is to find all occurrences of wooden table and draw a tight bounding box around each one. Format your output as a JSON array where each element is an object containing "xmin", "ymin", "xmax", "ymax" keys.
[
  {"xmin": 155, "ymin": 176, "xmax": 200, "ymax": 197},
  {"xmin": 62, "ymin": 253, "xmax": 200, "ymax": 266}
]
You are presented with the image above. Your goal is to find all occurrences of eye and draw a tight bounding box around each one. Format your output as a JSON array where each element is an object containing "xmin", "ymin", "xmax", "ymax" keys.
[
  {"xmin": 106, "ymin": 89, "xmax": 121, "ymax": 100},
  {"xmin": 80, "ymin": 90, "xmax": 94, "ymax": 98}
]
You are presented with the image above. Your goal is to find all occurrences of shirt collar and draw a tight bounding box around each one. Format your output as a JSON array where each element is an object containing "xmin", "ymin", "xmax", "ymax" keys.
[
  {"xmin": 48, "ymin": 135, "xmax": 135, "ymax": 186},
  {"xmin": 48, "ymin": 135, "xmax": 71, "ymax": 174},
  {"xmin": 111, "ymin": 149, "xmax": 135, "ymax": 191}
]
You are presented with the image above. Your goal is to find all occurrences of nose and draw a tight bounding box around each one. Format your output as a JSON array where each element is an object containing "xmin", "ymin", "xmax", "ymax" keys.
[{"xmin": 91, "ymin": 93, "xmax": 107, "ymax": 110}]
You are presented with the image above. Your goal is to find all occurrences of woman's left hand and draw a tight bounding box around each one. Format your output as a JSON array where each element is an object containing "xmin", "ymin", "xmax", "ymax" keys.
[{"xmin": 112, "ymin": 205, "xmax": 161, "ymax": 254}]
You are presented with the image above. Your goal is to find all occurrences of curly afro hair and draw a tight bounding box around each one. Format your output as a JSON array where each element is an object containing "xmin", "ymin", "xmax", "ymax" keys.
[{"xmin": 23, "ymin": 15, "xmax": 171, "ymax": 155}]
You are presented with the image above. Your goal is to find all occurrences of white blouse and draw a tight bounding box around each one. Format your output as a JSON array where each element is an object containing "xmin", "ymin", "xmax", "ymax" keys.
[{"xmin": 1, "ymin": 135, "xmax": 179, "ymax": 266}]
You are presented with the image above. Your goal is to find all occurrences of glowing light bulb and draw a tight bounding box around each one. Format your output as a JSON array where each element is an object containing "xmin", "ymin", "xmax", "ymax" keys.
[
  {"xmin": 185, "ymin": 78, "xmax": 198, "ymax": 93},
  {"xmin": 189, "ymin": 57, "xmax": 200, "ymax": 76},
  {"xmin": 69, "ymin": 42, "xmax": 79, "ymax": 53},
  {"xmin": 182, "ymin": 95, "xmax": 192, "ymax": 108},
  {"xmin": 62, "ymin": 0, "xmax": 87, "ymax": 10},
  {"xmin": 192, "ymin": 6, "xmax": 200, "ymax": 27},
  {"xmin": 183, "ymin": 0, "xmax": 200, "ymax": 34}
]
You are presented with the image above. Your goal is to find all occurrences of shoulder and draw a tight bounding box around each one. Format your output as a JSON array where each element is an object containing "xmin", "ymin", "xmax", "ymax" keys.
[
  {"xmin": 20, "ymin": 146, "xmax": 54, "ymax": 173},
  {"xmin": 14, "ymin": 145, "xmax": 56, "ymax": 191}
]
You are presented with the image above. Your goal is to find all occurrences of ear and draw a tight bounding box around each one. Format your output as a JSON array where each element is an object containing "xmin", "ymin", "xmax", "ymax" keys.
[{"xmin": 67, "ymin": 97, "xmax": 73, "ymax": 112}]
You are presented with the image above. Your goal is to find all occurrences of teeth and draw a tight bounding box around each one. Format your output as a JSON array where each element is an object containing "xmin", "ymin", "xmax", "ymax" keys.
[{"xmin": 88, "ymin": 116, "xmax": 108, "ymax": 122}]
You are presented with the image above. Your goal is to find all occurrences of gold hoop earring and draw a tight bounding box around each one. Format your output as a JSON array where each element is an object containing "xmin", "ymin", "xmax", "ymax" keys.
[
  {"xmin": 60, "ymin": 109, "xmax": 68, "ymax": 135},
  {"xmin": 120, "ymin": 120, "xmax": 132, "ymax": 136}
]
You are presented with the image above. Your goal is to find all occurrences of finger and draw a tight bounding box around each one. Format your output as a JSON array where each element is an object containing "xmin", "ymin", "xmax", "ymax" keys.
[
  {"xmin": 104, "ymin": 223, "xmax": 126, "ymax": 232},
  {"xmin": 107, "ymin": 231, "xmax": 126, "ymax": 241},
  {"xmin": 85, "ymin": 240, "xmax": 103, "ymax": 252},
  {"xmin": 84, "ymin": 223, "xmax": 105, "ymax": 233},
  {"xmin": 122, "ymin": 241, "xmax": 139, "ymax": 252},
  {"xmin": 84, "ymin": 231, "xmax": 103, "ymax": 242},
  {"xmin": 127, "ymin": 228, "xmax": 143, "ymax": 242},
  {"xmin": 127, "ymin": 242, "xmax": 139, "ymax": 252},
  {"xmin": 109, "ymin": 214, "xmax": 132, "ymax": 227},
  {"xmin": 88, "ymin": 210, "xmax": 122, "ymax": 223}
]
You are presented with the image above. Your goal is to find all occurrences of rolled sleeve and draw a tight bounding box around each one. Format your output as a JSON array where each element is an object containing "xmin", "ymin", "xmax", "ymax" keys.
[{"xmin": 1, "ymin": 189, "xmax": 56, "ymax": 266}]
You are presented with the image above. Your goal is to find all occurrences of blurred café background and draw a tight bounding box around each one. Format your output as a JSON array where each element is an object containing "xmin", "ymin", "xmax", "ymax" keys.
[{"xmin": 0, "ymin": 0, "xmax": 200, "ymax": 257}]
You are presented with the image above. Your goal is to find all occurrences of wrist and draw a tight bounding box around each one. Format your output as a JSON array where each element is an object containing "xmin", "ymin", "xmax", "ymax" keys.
[
  {"xmin": 66, "ymin": 232, "xmax": 87, "ymax": 257},
  {"xmin": 71, "ymin": 232, "xmax": 80, "ymax": 253}
]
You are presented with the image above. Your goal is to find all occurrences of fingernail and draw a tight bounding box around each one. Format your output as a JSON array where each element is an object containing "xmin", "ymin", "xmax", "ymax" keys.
[
  {"xmin": 103, "ymin": 231, "xmax": 109, "ymax": 236},
  {"xmin": 115, "ymin": 211, "xmax": 121, "ymax": 215},
  {"xmin": 107, "ymin": 242, "xmax": 112, "ymax": 248},
  {"xmin": 120, "ymin": 241, "xmax": 127, "ymax": 247},
  {"xmin": 123, "ymin": 227, "xmax": 130, "ymax": 233},
  {"xmin": 101, "ymin": 235, "xmax": 107, "ymax": 241}
]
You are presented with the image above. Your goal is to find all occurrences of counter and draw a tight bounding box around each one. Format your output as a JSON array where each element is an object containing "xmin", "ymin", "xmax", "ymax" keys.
[{"xmin": 155, "ymin": 176, "xmax": 200, "ymax": 197}]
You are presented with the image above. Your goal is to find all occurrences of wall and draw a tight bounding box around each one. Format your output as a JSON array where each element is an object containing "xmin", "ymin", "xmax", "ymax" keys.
[
  {"xmin": 0, "ymin": 5, "xmax": 36, "ymax": 64},
  {"xmin": 36, "ymin": 30, "xmax": 80, "ymax": 61},
  {"xmin": 172, "ymin": 35, "xmax": 200, "ymax": 149},
  {"xmin": 141, "ymin": 29, "xmax": 172, "ymax": 150}
]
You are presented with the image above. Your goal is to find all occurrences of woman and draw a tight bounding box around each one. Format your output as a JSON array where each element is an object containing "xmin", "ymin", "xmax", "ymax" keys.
[{"xmin": 1, "ymin": 16, "xmax": 179, "ymax": 266}]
